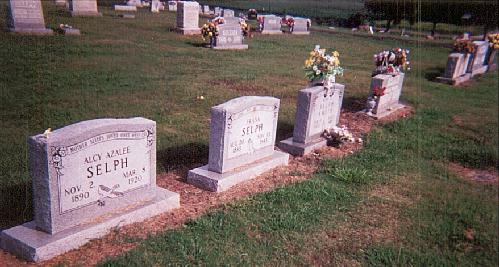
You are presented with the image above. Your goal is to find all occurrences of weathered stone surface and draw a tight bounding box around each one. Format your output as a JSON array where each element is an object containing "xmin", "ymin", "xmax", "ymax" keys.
[
  {"xmin": 7, "ymin": 0, "xmax": 53, "ymax": 35},
  {"xmin": 367, "ymin": 74, "xmax": 406, "ymax": 118},
  {"xmin": 292, "ymin": 18, "xmax": 309, "ymax": 35},
  {"xmin": 69, "ymin": 0, "xmax": 101, "ymax": 17},
  {"xmin": 203, "ymin": 5, "xmax": 210, "ymax": 14},
  {"xmin": 214, "ymin": 6, "xmax": 221, "ymax": 16},
  {"xmin": 261, "ymin": 15, "xmax": 282, "ymax": 34},
  {"xmin": 176, "ymin": 1, "xmax": 200, "ymax": 35},
  {"xmin": 223, "ymin": 17, "xmax": 240, "ymax": 25},
  {"xmin": 168, "ymin": 1, "xmax": 177, "ymax": 11},
  {"xmin": 214, "ymin": 23, "xmax": 248, "ymax": 50},
  {"xmin": 54, "ymin": 0, "xmax": 66, "ymax": 6},
  {"xmin": 187, "ymin": 96, "xmax": 288, "ymax": 192},
  {"xmin": 114, "ymin": 5, "xmax": 137, "ymax": 12},
  {"xmin": 127, "ymin": 0, "xmax": 142, "ymax": 7},
  {"xmin": 470, "ymin": 41, "xmax": 489, "ymax": 76},
  {"xmin": 436, "ymin": 53, "xmax": 472, "ymax": 85},
  {"xmin": 0, "ymin": 188, "xmax": 179, "ymax": 262},
  {"xmin": 278, "ymin": 84, "xmax": 344, "ymax": 156},
  {"xmin": 150, "ymin": 0, "xmax": 160, "ymax": 13},
  {"xmin": 222, "ymin": 9, "xmax": 234, "ymax": 17}
]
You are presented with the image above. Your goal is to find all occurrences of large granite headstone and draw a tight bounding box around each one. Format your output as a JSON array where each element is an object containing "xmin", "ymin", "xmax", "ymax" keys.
[
  {"xmin": 364, "ymin": 73, "xmax": 406, "ymax": 118},
  {"xmin": 292, "ymin": 18, "xmax": 309, "ymax": 35},
  {"xmin": 261, "ymin": 15, "xmax": 282, "ymax": 34},
  {"xmin": 187, "ymin": 97, "xmax": 289, "ymax": 192},
  {"xmin": 69, "ymin": 0, "xmax": 101, "ymax": 17},
  {"xmin": 279, "ymin": 83, "xmax": 345, "ymax": 156},
  {"xmin": 176, "ymin": 1, "xmax": 200, "ymax": 35},
  {"xmin": 213, "ymin": 23, "xmax": 248, "ymax": 50},
  {"xmin": 436, "ymin": 53, "xmax": 472, "ymax": 85},
  {"xmin": 7, "ymin": 0, "xmax": 53, "ymax": 35},
  {"xmin": 168, "ymin": 0, "xmax": 177, "ymax": 11},
  {"xmin": 0, "ymin": 118, "xmax": 180, "ymax": 262},
  {"xmin": 222, "ymin": 9, "xmax": 234, "ymax": 17},
  {"xmin": 469, "ymin": 41, "xmax": 489, "ymax": 76}
]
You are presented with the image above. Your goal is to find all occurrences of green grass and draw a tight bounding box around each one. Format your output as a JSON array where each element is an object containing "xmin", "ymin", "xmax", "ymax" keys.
[{"xmin": 0, "ymin": 2, "xmax": 497, "ymax": 266}]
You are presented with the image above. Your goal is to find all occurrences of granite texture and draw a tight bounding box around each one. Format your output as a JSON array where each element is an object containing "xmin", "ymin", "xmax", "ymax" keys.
[
  {"xmin": 69, "ymin": 0, "xmax": 101, "ymax": 17},
  {"xmin": 214, "ymin": 23, "xmax": 248, "ymax": 50},
  {"xmin": 0, "ymin": 188, "xmax": 179, "ymax": 262},
  {"xmin": 292, "ymin": 18, "xmax": 309, "ymax": 34},
  {"xmin": 222, "ymin": 9, "xmax": 234, "ymax": 17},
  {"xmin": 187, "ymin": 151, "xmax": 289, "ymax": 192},
  {"xmin": 176, "ymin": 1, "xmax": 200, "ymax": 35},
  {"xmin": 8, "ymin": 0, "xmax": 53, "ymax": 35},
  {"xmin": 278, "ymin": 137, "xmax": 327, "ymax": 157},
  {"xmin": 368, "ymin": 73, "xmax": 405, "ymax": 117},
  {"xmin": 262, "ymin": 15, "xmax": 282, "ymax": 34},
  {"xmin": 114, "ymin": 5, "xmax": 137, "ymax": 12}
]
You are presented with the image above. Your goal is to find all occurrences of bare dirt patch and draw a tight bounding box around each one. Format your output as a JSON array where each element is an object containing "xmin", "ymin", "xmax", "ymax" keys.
[
  {"xmin": 0, "ymin": 108, "xmax": 412, "ymax": 266},
  {"xmin": 448, "ymin": 162, "xmax": 498, "ymax": 184}
]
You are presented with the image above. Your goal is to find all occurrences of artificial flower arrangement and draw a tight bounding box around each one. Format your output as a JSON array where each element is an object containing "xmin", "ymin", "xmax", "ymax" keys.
[
  {"xmin": 201, "ymin": 22, "xmax": 218, "ymax": 46},
  {"xmin": 453, "ymin": 39, "xmax": 475, "ymax": 53},
  {"xmin": 304, "ymin": 45, "xmax": 343, "ymax": 83},
  {"xmin": 488, "ymin": 33, "xmax": 499, "ymax": 50},
  {"xmin": 373, "ymin": 48, "xmax": 410, "ymax": 75},
  {"xmin": 240, "ymin": 20, "xmax": 250, "ymax": 37}
]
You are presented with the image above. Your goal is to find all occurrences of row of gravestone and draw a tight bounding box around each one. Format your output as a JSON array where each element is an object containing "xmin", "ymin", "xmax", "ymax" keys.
[
  {"xmin": 0, "ymin": 70, "xmax": 406, "ymax": 261},
  {"xmin": 437, "ymin": 40, "xmax": 497, "ymax": 85}
]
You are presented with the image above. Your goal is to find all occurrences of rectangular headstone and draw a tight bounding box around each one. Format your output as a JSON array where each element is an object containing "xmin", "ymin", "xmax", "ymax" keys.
[
  {"xmin": 470, "ymin": 41, "xmax": 489, "ymax": 76},
  {"xmin": 150, "ymin": 0, "xmax": 160, "ymax": 13},
  {"xmin": 222, "ymin": 9, "xmax": 234, "ymax": 17},
  {"xmin": 214, "ymin": 23, "xmax": 248, "ymax": 50},
  {"xmin": 223, "ymin": 17, "xmax": 240, "ymax": 25},
  {"xmin": 203, "ymin": 5, "xmax": 209, "ymax": 14},
  {"xmin": 0, "ymin": 118, "xmax": 179, "ymax": 262},
  {"xmin": 127, "ymin": 0, "xmax": 143, "ymax": 7},
  {"xmin": 279, "ymin": 83, "xmax": 345, "ymax": 156},
  {"xmin": 262, "ymin": 15, "xmax": 282, "ymax": 34},
  {"xmin": 8, "ymin": 0, "xmax": 53, "ymax": 35},
  {"xmin": 168, "ymin": 0, "xmax": 177, "ymax": 11},
  {"xmin": 187, "ymin": 97, "xmax": 289, "ymax": 192},
  {"xmin": 214, "ymin": 6, "xmax": 221, "ymax": 16},
  {"xmin": 55, "ymin": 0, "xmax": 67, "ymax": 6},
  {"xmin": 115, "ymin": 5, "xmax": 137, "ymax": 12},
  {"xmin": 69, "ymin": 0, "xmax": 101, "ymax": 17},
  {"xmin": 443, "ymin": 53, "xmax": 465, "ymax": 79},
  {"xmin": 292, "ymin": 18, "xmax": 309, "ymax": 34},
  {"xmin": 176, "ymin": 1, "xmax": 200, "ymax": 35},
  {"xmin": 368, "ymin": 73, "xmax": 406, "ymax": 118}
]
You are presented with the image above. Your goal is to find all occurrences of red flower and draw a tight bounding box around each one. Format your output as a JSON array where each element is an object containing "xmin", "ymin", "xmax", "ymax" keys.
[{"xmin": 373, "ymin": 86, "xmax": 386, "ymax": 97}]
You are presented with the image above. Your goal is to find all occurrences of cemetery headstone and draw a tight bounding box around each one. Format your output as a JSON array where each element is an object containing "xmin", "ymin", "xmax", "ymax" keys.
[
  {"xmin": 7, "ymin": 0, "xmax": 53, "ymax": 35},
  {"xmin": 365, "ymin": 73, "xmax": 406, "ymax": 118},
  {"xmin": 69, "ymin": 0, "xmax": 101, "ymax": 17},
  {"xmin": 436, "ymin": 53, "xmax": 472, "ymax": 85},
  {"xmin": 214, "ymin": 6, "xmax": 221, "ymax": 16},
  {"xmin": 292, "ymin": 18, "xmax": 309, "ymax": 35},
  {"xmin": 151, "ymin": 0, "xmax": 160, "ymax": 13},
  {"xmin": 279, "ymin": 83, "xmax": 345, "ymax": 156},
  {"xmin": 223, "ymin": 17, "xmax": 240, "ymax": 25},
  {"xmin": 222, "ymin": 9, "xmax": 234, "ymax": 17},
  {"xmin": 469, "ymin": 41, "xmax": 489, "ymax": 76},
  {"xmin": 127, "ymin": 0, "xmax": 143, "ymax": 7},
  {"xmin": 203, "ymin": 5, "xmax": 210, "ymax": 14},
  {"xmin": 168, "ymin": 0, "xmax": 177, "ymax": 11},
  {"xmin": 187, "ymin": 96, "xmax": 289, "ymax": 192},
  {"xmin": 213, "ymin": 23, "xmax": 248, "ymax": 50},
  {"xmin": 0, "ymin": 118, "xmax": 180, "ymax": 262},
  {"xmin": 261, "ymin": 15, "xmax": 282, "ymax": 34},
  {"xmin": 114, "ymin": 5, "xmax": 137, "ymax": 12},
  {"xmin": 486, "ymin": 49, "xmax": 497, "ymax": 71},
  {"xmin": 176, "ymin": 1, "xmax": 200, "ymax": 35},
  {"xmin": 55, "ymin": 0, "xmax": 66, "ymax": 6}
]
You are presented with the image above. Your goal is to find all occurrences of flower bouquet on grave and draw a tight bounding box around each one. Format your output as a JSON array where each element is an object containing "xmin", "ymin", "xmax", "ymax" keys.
[
  {"xmin": 488, "ymin": 33, "xmax": 499, "ymax": 50},
  {"xmin": 304, "ymin": 45, "xmax": 343, "ymax": 88},
  {"xmin": 201, "ymin": 22, "xmax": 219, "ymax": 47},
  {"xmin": 373, "ymin": 48, "xmax": 410, "ymax": 76},
  {"xmin": 240, "ymin": 20, "xmax": 251, "ymax": 38},
  {"xmin": 453, "ymin": 39, "xmax": 475, "ymax": 54},
  {"xmin": 56, "ymin": 24, "xmax": 73, "ymax": 35}
]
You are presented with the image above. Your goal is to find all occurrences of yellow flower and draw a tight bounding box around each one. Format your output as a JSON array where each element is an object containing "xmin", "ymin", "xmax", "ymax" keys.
[
  {"xmin": 209, "ymin": 32, "xmax": 213, "ymax": 37},
  {"xmin": 333, "ymin": 51, "xmax": 339, "ymax": 57}
]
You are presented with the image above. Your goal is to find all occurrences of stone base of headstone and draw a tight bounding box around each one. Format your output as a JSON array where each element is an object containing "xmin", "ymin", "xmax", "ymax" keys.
[
  {"xmin": 115, "ymin": 5, "xmax": 137, "ymax": 12},
  {"xmin": 278, "ymin": 137, "xmax": 326, "ymax": 156},
  {"xmin": 71, "ymin": 11, "xmax": 102, "ymax": 17},
  {"xmin": 0, "ymin": 188, "xmax": 179, "ymax": 262},
  {"xmin": 187, "ymin": 151, "xmax": 289, "ymax": 192},
  {"xmin": 176, "ymin": 28, "xmax": 201, "ymax": 35},
  {"xmin": 471, "ymin": 65, "xmax": 488, "ymax": 76},
  {"xmin": 261, "ymin": 30, "xmax": 282, "ymax": 35},
  {"xmin": 361, "ymin": 102, "xmax": 407, "ymax": 120},
  {"xmin": 291, "ymin": 31, "xmax": 309, "ymax": 35},
  {"xmin": 213, "ymin": 44, "xmax": 248, "ymax": 50},
  {"xmin": 9, "ymin": 27, "xmax": 53, "ymax": 35},
  {"xmin": 436, "ymin": 73, "xmax": 472, "ymax": 86},
  {"xmin": 121, "ymin": 14, "xmax": 136, "ymax": 19}
]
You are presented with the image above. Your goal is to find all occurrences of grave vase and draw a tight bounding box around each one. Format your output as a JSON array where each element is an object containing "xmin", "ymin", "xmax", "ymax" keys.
[{"xmin": 308, "ymin": 75, "xmax": 335, "ymax": 88}]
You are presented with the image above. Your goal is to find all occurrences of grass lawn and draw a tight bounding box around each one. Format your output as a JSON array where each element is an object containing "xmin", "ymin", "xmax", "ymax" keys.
[{"xmin": 0, "ymin": 2, "xmax": 497, "ymax": 266}]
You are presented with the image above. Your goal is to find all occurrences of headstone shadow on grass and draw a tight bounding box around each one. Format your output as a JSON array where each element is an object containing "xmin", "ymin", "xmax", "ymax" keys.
[
  {"xmin": 157, "ymin": 142, "xmax": 209, "ymax": 174},
  {"xmin": 185, "ymin": 40, "xmax": 208, "ymax": 48},
  {"xmin": 342, "ymin": 96, "xmax": 367, "ymax": 113},
  {"xmin": 0, "ymin": 182, "xmax": 33, "ymax": 231},
  {"xmin": 426, "ymin": 67, "xmax": 445, "ymax": 82},
  {"xmin": 276, "ymin": 121, "xmax": 294, "ymax": 144}
]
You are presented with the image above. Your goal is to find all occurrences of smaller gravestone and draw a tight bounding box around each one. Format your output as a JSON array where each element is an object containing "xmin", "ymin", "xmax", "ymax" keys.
[
  {"xmin": 214, "ymin": 6, "xmax": 221, "ymax": 16},
  {"xmin": 222, "ymin": 9, "xmax": 234, "ymax": 17},
  {"xmin": 69, "ymin": 0, "xmax": 101, "ymax": 17},
  {"xmin": 55, "ymin": 0, "xmax": 66, "ymax": 6},
  {"xmin": 168, "ymin": 0, "xmax": 177, "ymax": 11},
  {"xmin": 203, "ymin": 5, "xmax": 210, "ymax": 14},
  {"xmin": 436, "ymin": 53, "xmax": 472, "ymax": 85},
  {"xmin": 8, "ymin": 0, "xmax": 53, "ymax": 35},
  {"xmin": 292, "ymin": 18, "xmax": 309, "ymax": 35},
  {"xmin": 176, "ymin": 1, "xmax": 200, "ymax": 35},
  {"xmin": 127, "ymin": 0, "xmax": 143, "ymax": 7},
  {"xmin": 0, "ymin": 118, "xmax": 179, "ymax": 262},
  {"xmin": 214, "ymin": 23, "xmax": 248, "ymax": 50},
  {"xmin": 469, "ymin": 41, "xmax": 489, "ymax": 76},
  {"xmin": 365, "ymin": 73, "xmax": 405, "ymax": 118},
  {"xmin": 115, "ymin": 5, "xmax": 137, "ymax": 12},
  {"xmin": 261, "ymin": 15, "xmax": 282, "ymax": 34},
  {"xmin": 187, "ymin": 97, "xmax": 289, "ymax": 192},
  {"xmin": 279, "ymin": 83, "xmax": 345, "ymax": 156},
  {"xmin": 150, "ymin": 0, "xmax": 160, "ymax": 13},
  {"xmin": 486, "ymin": 49, "xmax": 497, "ymax": 71}
]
